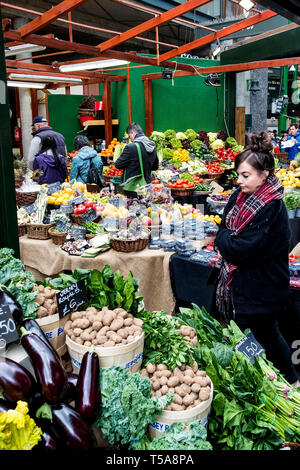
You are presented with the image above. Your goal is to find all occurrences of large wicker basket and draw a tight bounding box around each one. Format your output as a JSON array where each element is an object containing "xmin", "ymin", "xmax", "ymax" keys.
[
  {"xmin": 110, "ymin": 234, "xmax": 149, "ymax": 252},
  {"xmin": 103, "ymin": 174, "xmax": 113, "ymax": 184},
  {"xmin": 18, "ymin": 224, "xmax": 27, "ymax": 237},
  {"xmin": 48, "ymin": 227, "xmax": 67, "ymax": 245},
  {"xmin": 15, "ymin": 176, "xmax": 25, "ymax": 189},
  {"xmin": 27, "ymin": 223, "xmax": 54, "ymax": 240},
  {"xmin": 206, "ymin": 172, "xmax": 223, "ymax": 181},
  {"xmin": 171, "ymin": 187, "xmax": 194, "ymax": 197},
  {"xmin": 16, "ymin": 190, "xmax": 39, "ymax": 206},
  {"xmin": 71, "ymin": 214, "xmax": 101, "ymax": 226}
]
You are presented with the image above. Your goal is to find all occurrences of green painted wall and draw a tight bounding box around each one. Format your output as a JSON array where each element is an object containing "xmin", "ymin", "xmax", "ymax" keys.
[{"xmin": 48, "ymin": 56, "xmax": 227, "ymax": 151}]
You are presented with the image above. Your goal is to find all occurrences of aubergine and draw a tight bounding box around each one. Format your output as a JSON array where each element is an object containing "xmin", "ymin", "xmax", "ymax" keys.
[
  {"xmin": 35, "ymin": 431, "xmax": 57, "ymax": 451},
  {"xmin": 0, "ymin": 356, "xmax": 36, "ymax": 403},
  {"xmin": 75, "ymin": 350, "xmax": 100, "ymax": 423},
  {"xmin": 0, "ymin": 398, "xmax": 10, "ymax": 413},
  {"xmin": 21, "ymin": 319, "xmax": 58, "ymax": 356},
  {"xmin": 20, "ymin": 328, "xmax": 68, "ymax": 405},
  {"xmin": 51, "ymin": 403, "xmax": 95, "ymax": 450},
  {"xmin": 0, "ymin": 286, "xmax": 23, "ymax": 325},
  {"xmin": 65, "ymin": 372, "xmax": 78, "ymax": 404}
]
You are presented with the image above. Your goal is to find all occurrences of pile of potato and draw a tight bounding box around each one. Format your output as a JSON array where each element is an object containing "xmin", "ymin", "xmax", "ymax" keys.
[
  {"xmin": 64, "ymin": 306, "xmax": 143, "ymax": 348},
  {"xmin": 34, "ymin": 284, "xmax": 59, "ymax": 318},
  {"xmin": 140, "ymin": 362, "xmax": 211, "ymax": 411},
  {"xmin": 178, "ymin": 324, "xmax": 198, "ymax": 347}
]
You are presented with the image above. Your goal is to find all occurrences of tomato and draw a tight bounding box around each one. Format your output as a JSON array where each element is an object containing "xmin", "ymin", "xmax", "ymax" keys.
[{"xmin": 85, "ymin": 201, "xmax": 93, "ymax": 208}]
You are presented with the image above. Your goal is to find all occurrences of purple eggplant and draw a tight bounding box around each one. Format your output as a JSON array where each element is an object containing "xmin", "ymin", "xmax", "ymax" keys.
[
  {"xmin": 0, "ymin": 356, "xmax": 36, "ymax": 403},
  {"xmin": 20, "ymin": 327, "xmax": 68, "ymax": 405},
  {"xmin": 51, "ymin": 403, "xmax": 95, "ymax": 450},
  {"xmin": 35, "ymin": 431, "xmax": 57, "ymax": 451},
  {"xmin": 65, "ymin": 372, "xmax": 78, "ymax": 404},
  {"xmin": 21, "ymin": 319, "xmax": 58, "ymax": 357},
  {"xmin": 75, "ymin": 350, "xmax": 100, "ymax": 424},
  {"xmin": 0, "ymin": 398, "xmax": 10, "ymax": 413},
  {"xmin": 0, "ymin": 286, "xmax": 23, "ymax": 325}
]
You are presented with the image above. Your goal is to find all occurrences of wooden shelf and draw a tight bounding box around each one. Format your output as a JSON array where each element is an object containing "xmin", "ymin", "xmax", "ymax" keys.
[{"xmin": 84, "ymin": 119, "xmax": 119, "ymax": 129}]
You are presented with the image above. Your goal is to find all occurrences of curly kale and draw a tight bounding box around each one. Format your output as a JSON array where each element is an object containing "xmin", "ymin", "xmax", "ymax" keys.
[{"xmin": 93, "ymin": 367, "xmax": 173, "ymax": 445}]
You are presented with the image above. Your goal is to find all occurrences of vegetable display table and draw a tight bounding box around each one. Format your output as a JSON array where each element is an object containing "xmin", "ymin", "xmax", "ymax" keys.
[{"xmin": 19, "ymin": 236, "xmax": 176, "ymax": 314}]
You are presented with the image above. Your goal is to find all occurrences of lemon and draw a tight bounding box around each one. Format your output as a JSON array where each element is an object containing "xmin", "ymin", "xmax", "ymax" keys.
[{"xmin": 47, "ymin": 196, "xmax": 56, "ymax": 204}]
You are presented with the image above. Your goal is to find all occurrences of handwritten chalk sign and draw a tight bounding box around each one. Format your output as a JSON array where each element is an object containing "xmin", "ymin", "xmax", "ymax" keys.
[
  {"xmin": 56, "ymin": 280, "xmax": 87, "ymax": 318},
  {"xmin": 60, "ymin": 203, "xmax": 73, "ymax": 214},
  {"xmin": 70, "ymin": 225, "xmax": 86, "ymax": 239},
  {"xmin": 0, "ymin": 305, "xmax": 19, "ymax": 345},
  {"xmin": 71, "ymin": 196, "xmax": 85, "ymax": 206},
  {"xmin": 81, "ymin": 208, "xmax": 98, "ymax": 223},
  {"xmin": 234, "ymin": 332, "xmax": 265, "ymax": 364},
  {"xmin": 47, "ymin": 181, "xmax": 61, "ymax": 195},
  {"xmin": 23, "ymin": 203, "xmax": 36, "ymax": 215}
]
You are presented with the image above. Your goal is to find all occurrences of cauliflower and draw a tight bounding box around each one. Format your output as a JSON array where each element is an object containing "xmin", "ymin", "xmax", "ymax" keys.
[
  {"xmin": 176, "ymin": 132, "xmax": 187, "ymax": 140},
  {"xmin": 210, "ymin": 139, "xmax": 225, "ymax": 150},
  {"xmin": 207, "ymin": 132, "xmax": 218, "ymax": 143}
]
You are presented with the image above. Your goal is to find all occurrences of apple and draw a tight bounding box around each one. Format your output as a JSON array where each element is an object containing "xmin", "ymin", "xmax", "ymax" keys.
[{"xmin": 142, "ymin": 216, "xmax": 152, "ymax": 226}]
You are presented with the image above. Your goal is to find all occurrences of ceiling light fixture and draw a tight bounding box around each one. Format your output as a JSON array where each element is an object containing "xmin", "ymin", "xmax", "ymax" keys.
[
  {"xmin": 7, "ymin": 81, "xmax": 46, "ymax": 89},
  {"xmin": 239, "ymin": 0, "xmax": 255, "ymax": 11},
  {"xmin": 59, "ymin": 59, "xmax": 130, "ymax": 72},
  {"xmin": 9, "ymin": 73, "xmax": 82, "ymax": 83},
  {"xmin": 5, "ymin": 43, "xmax": 46, "ymax": 57}
]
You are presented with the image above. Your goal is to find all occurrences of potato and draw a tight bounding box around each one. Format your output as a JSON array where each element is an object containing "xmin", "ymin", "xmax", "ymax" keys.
[
  {"xmin": 173, "ymin": 368, "xmax": 184, "ymax": 380},
  {"xmin": 48, "ymin": 304, "xmax": 57, "ymax": 316},
  {"xmin": 86, "ymin": 307, "xmax": 98, "ymax": 315},
  {"xmin": 110, "ymin": 333, "xmax": 122, "ymax": 344},
  {"xmin": 103, "ymin": 341, "xmax": 115, "ymax": 347},
  {"xmin": 171, "ymin": 403, "xmax": 184, "ymax": 411},
  {"xmin": 37, "ymin": 284, "xmax": 45, "ymax": 293},
  {"xmin": 173, "ymin": 394, "xmax": 183, "ymax": 405},
  {"xmin": 122, "ymin": 339, "xmax": 127, "ymax": 344},
  {"xmin": 96, "ymin": 334, "xmax": 107, "ymax": 345},
  {"xmin": 99, "ymin": 326, "xmax": 109, "ymax": 336},
  {"xmin": 152, "ymin": 380, "xmax": 160, "ymax": 391},
  {"xmin": 191, "ymin": 382, "xmax": 201, "ymax": 393},
  {"xmin": 174, "ymin": 386, "xmax": 185, "ymax": 398},
  {"xmin": 43, "ymin": 299, "xmax": 54, "ymax": 311},
  {"xmin": 133, "ymin": 318, "xmax": 143, "ymax": 327},
  {"xmin": 156, "ymin": 364, "xmax": 168, "ymax": 371},
  {"xmin": 113, "ymin": 308, "xmax": 128, "ymax": 317},
  {"xmin": 64, "ymin": 320, "xmax": 73, "ymax": 331},
  {"xmin": 35, "ymin": 293, "xmax": 45, "ymax": 305},
  {"xmin": 133, "ymin": 328, "xmax": 142, "ymax": 337},
  {"xmin": 116, "ymin": 328, "xmax": 127, "ymax": 339},
  {"xmin": 90, "ymin": 331, "xmax": 97, "ymax": 340},
  {"xmin": 192, "ymin": 337, "xmax": 198, "ymax": 346},
  {"xmin": 92, "ymin": 339, "xmax": 98, "ymax": 346},
  {"xmin": 140, "ymin": 369, "xmax": 149, "ymax": 377},
  {"xmin": 196, "ymin": 370, "xmax": 207, "ymax": 377},
  {"xmin": 71, "ymin": 319, "xmax": 83, "ymax": 328},
  {"xmin": 84, "ymin": 341, "xmax": 92, "ymax": 347},
  {"xmin": 146, "ymin": 363, "xmax": 156, "ymax": 374},
  {"xmin": 110, "ymin": 318, "xmax": 124, "ymax": 331},
  {"xmin": 156, "ymin": 390, "xmax": 162, "ymax": 398},
  {"xmin": 182, "ymin": 394, "xmax": 194, "ymax": 407},
  {"xmin": 102, "ymin": 312, "xmax": 114, "ymax": 326},
  {"xmin": 192, "ymin": 361, "xmax": 199, "ymax": 373},
  {"xmin": 44, "ymin": 287, "xmax": 56, "ymax": 299},
  {"xmin": 184, "ymin": 369, "xmax": 195, "ymax": 378},
  {"xmin": 183, "ymin": 375, "xmax": 193, "ymax": 386},
  {"xmin": 74, "ymin": 337, "xmax": 84, "ymax": 345},
  {"xmin": 126, "ymin": 326, "xmax": 135, "ymax": 336},
  {"xmin": 193, "ymin": 377, "xmax": 208, "ymax": 387},
  {"xmin": 167, "ymin": 376, "xmax": 180, "ymax": 388},
  {"xmin": 71, "ymin": 334, "xmax": 76, "ymax": 342},
  {"xmin": 73, "ymin": 328, "xmax": 83, "ymax": 337},
  {"xmin": 124, "ymin": 317, "xmax": 133, "ymax": 327},
  {"xmin": 71, "ymin": 311, "xmax": 83, "ymax": 321},
  {"xmin": 126, "ymin": 335, "xmax": 134, "ymax": 343},
  {"xmin": 168, "ymin": 387, "xmax": 175, "ymax": 394},
  {"xmin": 190, "ymin": 392, "xmax": 199, "ymax": 401},
  {"xmin": 181, "ymin": 383, "xmax": 191, "ymax": 394},
  {"xmin": 160, "ymin": 385, "xmax": 169, "ymax": 395},
  {"xmin": 165, "ymin": 405, "xmax": 173, "ymax": 411},
  {"xmin": 90, "ymin": 321, "xmax": 101, "ymax": 332},
  {"xmin": 160, "ymin": 376, "xmax": 168, "ymax": 386},
  {"xmin": 189, "ymin": 329, "xmax": 196, "ymax": 339},
  {"xmin": 199, "ymin": 389, "xmax": 210, "ymax": 401},
  {"xmin": 37, "ymin": 306, "xmax": 48, "ymax": 318}
]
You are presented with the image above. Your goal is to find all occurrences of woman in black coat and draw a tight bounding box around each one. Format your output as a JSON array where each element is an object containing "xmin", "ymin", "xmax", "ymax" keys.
[{"xmin": 214, "ymin": 131, "xmax": 299, "ymax": 387}]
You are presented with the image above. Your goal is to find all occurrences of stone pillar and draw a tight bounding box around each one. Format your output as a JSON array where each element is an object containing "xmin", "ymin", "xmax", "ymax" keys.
[{"xmin": 250, "ymin": 68, "xmax": 268, "ymax": 133}]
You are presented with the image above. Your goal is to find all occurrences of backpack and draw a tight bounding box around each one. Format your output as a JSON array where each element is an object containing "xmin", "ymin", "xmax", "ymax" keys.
[{"xmin": 86, "ymin": 158, "xmax": 103, "ymax": 187}]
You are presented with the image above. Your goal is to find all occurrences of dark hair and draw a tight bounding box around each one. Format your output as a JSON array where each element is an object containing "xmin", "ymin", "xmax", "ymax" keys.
[
  {"xmin": 126, "ymin": 122, "xmax": 143, "ymax": 135},
  {"xmin": 74, "ymin": 135, "xmax": 90, "ymax": 150},
  {"xmin": 234, "ymin": 131, "xmax": 275, "ymax": 175},
  {"xmin": 40, "ymin": 135, "xmax": 62, "ymax": 169},
  {"xmin": 290, "ymin": 123, "xmax": 299, "ymax": 129}
]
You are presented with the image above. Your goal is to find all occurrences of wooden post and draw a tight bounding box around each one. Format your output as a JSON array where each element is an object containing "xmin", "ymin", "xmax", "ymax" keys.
[
  {"xmin": 235, "ymin": 106, "xmax": 245, "ymax": 146},
  {"xmin": 65, "ymin": 86, "xmax": 71, "ymax": 95},
  {"xmin": 144, "ymin": 79, "xmax": 153, "ymax": 136},
  {"xmin": 30, "ymin": 88, "xmax": 38, "ymax": 119},
  {"xmin": 127, "ymin": 64, "xmax": 132, "ymax": 123},
  {"xmin": 103, "ymin": 80, "xmax": 112, "ymax": 144},
  {"xmin": 15, "ymin": 87, "xmax": 23, "ymax": 158}
]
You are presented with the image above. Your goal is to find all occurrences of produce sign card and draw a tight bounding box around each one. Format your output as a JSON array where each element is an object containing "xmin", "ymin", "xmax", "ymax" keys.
[
  {"xmin": 170, "ymin": 174, "xmax": 180, "ymax": 182},
  {"xmin": 56, "ymin": 220, "xmax": 72, "ymax": 233},
  {"xmin": 0, "ymin": 305, "xmax": 19, "ymax": 345},
  {"xmin": 56, "ymin": 280, "xmax": 87, "ymax": 318},
  {"xmin": 47, "ymin": 181, "xmax": 61, "ymax": 195},
  {"xmin": 70, "ymin": 225, "xmax": 86, "ymax": 239},
  {"xmin": 23, "ymin": 203, "xmax": 36, "ymax": 215},
  {"xmin": 71, "ymin": 196, "xmax": 85, "ymax": 206},
  {"xmin": 81, "ymin": 207, "xmax": 97, "ymax": 223},
  {"xmin": 234, "ymin": 332, "xmax": 265, "ymax": 364},
  {"xmin": 59, "ymin": 203, "xmax": 73, "ymax": 214}
]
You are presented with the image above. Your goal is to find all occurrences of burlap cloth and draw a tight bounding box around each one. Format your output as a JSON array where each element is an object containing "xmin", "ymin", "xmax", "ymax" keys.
[{"xmin": 19, "ymin": 236, "xmax": 176, "ymax": 314}]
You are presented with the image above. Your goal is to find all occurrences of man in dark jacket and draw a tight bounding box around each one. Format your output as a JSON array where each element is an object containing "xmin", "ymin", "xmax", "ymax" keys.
[
  {"xmin": 28, "ymin": 116, "xmax": 67, "ymax": 169},
  {"xmin": 115, "ymin": 122, "xmax": 159, "ymax": 197}
]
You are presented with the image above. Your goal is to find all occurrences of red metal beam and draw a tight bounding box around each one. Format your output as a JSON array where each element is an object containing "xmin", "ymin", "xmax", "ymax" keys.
[
  {"xmin": 144, "ymin": 79, "xmax": 153, "ymax": 136},
  {"xmin": 97, "ymin": 0, "xmax": 212, "ymax": 53},
  {"xmin": 142, "ymin": 70, "xmax": 195, "ymax": 80},
  {"xmin": 158, "ymin": 9, "xmax": 277, "ymax": 62},
  {"xmin": 103, "ymin": 81, "xmax": 112, "ymax": 144},
  {"xmin": 18, "ymin": 0, "xmax": 89, "ymax": 38}
]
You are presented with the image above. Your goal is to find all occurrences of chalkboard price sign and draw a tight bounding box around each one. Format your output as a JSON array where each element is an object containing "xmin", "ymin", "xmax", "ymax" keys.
[
  {"xmin": 171, "ymin": 174, "xmax": 180, "ymax": 182},
  {"xmin": 47, "ymin": 181, "xmax": 61, "ymax": 195},
  {"xmin": 0, "ymin": 305, "xmax": 19, "ymax": 345},
  {"xmin": 23, "ymin": 203, "xmax": 36, "ymax": 215},
  {"xmin": 81, "ymin": 208, "xmax": 97, "ymax": 223},
  {"xmin": 56, "ymin": 220, "xmax": 72, "ymax": 233},
  {"xmin": 70, "ymin": 225, "xmax": 86, "ymax": 239},
  {"xmin": 60, "ymin": 203, "xmax": 74, "ymax": 214},
  {"xmin": 234, "ymin": 332, "xmax": 265, "ymax": 364},
  {"xmin": 71, "ymin": 196, "xmax": 85, "ymax": 206},
  {"xmin": 56, "ymin": 280, "xmax": 87, "ymax": 318}
]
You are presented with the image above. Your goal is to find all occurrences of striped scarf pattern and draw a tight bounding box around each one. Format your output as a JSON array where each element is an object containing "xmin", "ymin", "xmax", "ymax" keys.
[{"xmin": 216, "ymin": 174, "xmax": 284, "ymax": 321}]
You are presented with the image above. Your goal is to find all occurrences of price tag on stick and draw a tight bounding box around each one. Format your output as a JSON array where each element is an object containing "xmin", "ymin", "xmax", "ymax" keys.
[
  {"xmin": 0, "ymin": 305, "xmax": 19, "ymax": 345},
  {"xmin": 234, "ymin": 332, "xmax": 265, "ymax": 364},
  {"xmin": 56, "ymin": 280, "xmax": 87, "ymax": 318}
]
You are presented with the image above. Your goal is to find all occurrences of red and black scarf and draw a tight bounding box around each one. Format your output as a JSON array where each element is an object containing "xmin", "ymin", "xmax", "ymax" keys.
[{"xmin": 216, "ymin": 174, "xmax": 284, "ymax": 321}]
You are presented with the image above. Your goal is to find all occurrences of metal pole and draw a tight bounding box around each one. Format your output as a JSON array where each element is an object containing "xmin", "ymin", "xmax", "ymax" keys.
[
  {"xmin": 291, "ymin": 65, "xmax": 298, "ymax": 124},
  {"xmin": 278, "ymin": 66, "xmax": 288, "ymax": 134},
  {"xmin": 0, "ymin": 6, "xmax": 19, "ymax": 255}
]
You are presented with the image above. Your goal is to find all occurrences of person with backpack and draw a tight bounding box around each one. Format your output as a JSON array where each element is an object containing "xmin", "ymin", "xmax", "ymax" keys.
[
  {"xmin": 33, "ymin": 135, "xmax": 68, "ymax": 184},
  {"xmin": 70, "ymin": 135, "xmax": 103, "ymax": 186}
]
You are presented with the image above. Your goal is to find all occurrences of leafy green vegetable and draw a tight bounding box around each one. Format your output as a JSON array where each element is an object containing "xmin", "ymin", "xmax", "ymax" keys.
[
  {"xmin": 136, "ymin": 310, "xmax": 195, "ymax": 370},
  {"xmin": 83, "ymin": 222, "xmax": 106, "ymax": 234},
  {"xmin": 185, "ymin": 129, "xmax": 197, "ymax": 142},
  {"xmin": 93, "ymin": 366, "xmax": 173, "ymax": 445},
  {"xmin": 162, "ymin": 148, "xmax": 174, "ymax": 161},
  {"xmin": 180, "ymin": 172, "xmax": 194, "ymax": 182},
  {"xmin": 169, "ymin": 137, "xmax": 183, "ymax": 150},
  {"xmin": 149, "ymin": 131, "xmax": 167, "ymax": 151},
  {"xmin": 164, "ymin": 129, "xmax": 176, "ymax": 141},
  {"xmin": 190, "ymin": 139, "xmax": 203, "ymax": 151}
]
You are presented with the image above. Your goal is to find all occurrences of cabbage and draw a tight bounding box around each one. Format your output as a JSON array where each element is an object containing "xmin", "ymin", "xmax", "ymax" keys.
[
  {"xmin": 176, "ymin": 132, "xmax": 187, "ymax": 140},
  {"xmin": 185, "ymin": 129, "xmax": 197, "ymax": 141},
  {"xmin": 211, "ymin": 139, "xmax": 225, "ymax": 150}
]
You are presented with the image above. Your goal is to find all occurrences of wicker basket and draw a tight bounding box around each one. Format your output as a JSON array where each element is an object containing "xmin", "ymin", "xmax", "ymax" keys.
[
  {"xmin": 171, "ymin": 187, "xmax": 194, "ymax": 197},
  {"xmin": 71, "ymin": 214, "xmax": 101, "ymax": 226},
  {"xmin": 27, "ymin": 223, "xmax": 54, "ymax": 240},
  {"xmin": 18, "ymin": 224, "xmax": 27, "ymax": 237},
  {"xmin": 206, "ymin": 172, "xmax": 223, "ymax": 181},
  {"xmin": 15, "ymin": 176, "xmax": 25, "ymax": 189},
  {"xmin": 103, "ymin": 174, "xmax": 113, "ymax": 184},
  {"xmin": 16, "ymin": 190, "xmax": 39, "ymax": 206},
  {"xmin": 48, "ymin": 227, "xmax": 67, "ymax": 245},
  {"xmin": 110, "ymin": 234, "xmax": 149, "ymax": 252}
]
